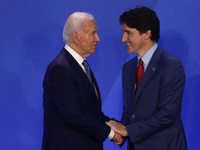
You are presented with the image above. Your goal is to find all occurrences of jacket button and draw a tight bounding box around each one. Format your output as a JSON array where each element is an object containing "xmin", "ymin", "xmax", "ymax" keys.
[{"xmin": 132, "ymin": 114, "xmax": 135, "ymax": 118}]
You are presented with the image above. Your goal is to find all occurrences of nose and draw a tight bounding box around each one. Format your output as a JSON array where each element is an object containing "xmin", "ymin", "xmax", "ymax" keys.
[
  {"xmin": 96, "ymin": 33, "xmax": 100, "ymax": 42},
  {"xmin": 121, "ymin": 32, "xmax": 127, "ymax": 43}
]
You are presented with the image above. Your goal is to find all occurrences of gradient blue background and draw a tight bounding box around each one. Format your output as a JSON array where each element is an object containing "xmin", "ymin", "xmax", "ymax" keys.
[{"xmin": 0, "ymin": 0, "xmax": 200, "ymax": 149}]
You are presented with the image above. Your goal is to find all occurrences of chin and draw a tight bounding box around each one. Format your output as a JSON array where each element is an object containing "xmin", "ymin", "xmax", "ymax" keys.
[
  {"xmin": 92, "ymin": 48, "xmax": 97, "ymax": 53},
  {"xmin": 127, "ymin": 49, "xmax": 133, "ymax": 53}
]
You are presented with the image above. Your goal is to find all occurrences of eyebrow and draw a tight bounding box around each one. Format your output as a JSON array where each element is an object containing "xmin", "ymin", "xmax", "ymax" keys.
[
  {"xmin": 91, "ymin": 30, "xmax": 97, "ymax": 34},
  {"xmin": 122, "ymin": 29, "xmax": 131, "ymax": 34},
  {"xmin": 92, "ymin": 28, "xmax": 99, "ymax": 32}
]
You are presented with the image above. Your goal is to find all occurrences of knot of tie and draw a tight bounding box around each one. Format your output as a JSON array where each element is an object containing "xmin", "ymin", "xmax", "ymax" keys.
[{"xmin": 82, "ymin": 60, "xmax": 90, "ymax": 70}]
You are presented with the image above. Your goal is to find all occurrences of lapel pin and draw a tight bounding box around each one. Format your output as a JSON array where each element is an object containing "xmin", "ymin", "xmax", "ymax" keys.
[{"xmin": 151, "ymin": 67, "xmax": 155, "ymax": 72}]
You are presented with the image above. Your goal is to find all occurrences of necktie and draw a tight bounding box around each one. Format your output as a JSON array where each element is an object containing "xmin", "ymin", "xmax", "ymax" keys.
[
  {"xmin": 136, "ymin": 58, "xmax": 144, "ymax": 90},
  {"xmin": 82, "ymin": 60, "xmax": 94, "ymax": 87},
  {"xmin": 82, "ymin": 60, "xmax": 98, "ymax": 99}
]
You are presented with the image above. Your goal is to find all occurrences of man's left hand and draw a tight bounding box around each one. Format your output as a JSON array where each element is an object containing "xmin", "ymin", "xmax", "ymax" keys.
[{"xmin": 106, "ymin": 120, "xmax": 128, "ymax": 137}]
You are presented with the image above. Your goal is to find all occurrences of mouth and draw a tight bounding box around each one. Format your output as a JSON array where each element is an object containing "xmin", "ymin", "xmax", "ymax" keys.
[{"xmin": 126, "ymin": 43, "xmax": 131, "ymax": 48}]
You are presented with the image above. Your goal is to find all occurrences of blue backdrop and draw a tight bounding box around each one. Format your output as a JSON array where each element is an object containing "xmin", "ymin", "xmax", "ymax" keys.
[{"xmin": 0, "ymin": 0, "xmax": 200, "ymax": 149}]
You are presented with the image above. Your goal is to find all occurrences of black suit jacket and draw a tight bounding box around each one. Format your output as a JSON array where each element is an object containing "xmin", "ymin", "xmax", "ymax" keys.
[
  {"xmin": 42, "ymin": 48, "xmax": 111, "ymax": 150},
  {"xmin": 121, "ymin": 46, "xmax": 187, "ymax": 150}
]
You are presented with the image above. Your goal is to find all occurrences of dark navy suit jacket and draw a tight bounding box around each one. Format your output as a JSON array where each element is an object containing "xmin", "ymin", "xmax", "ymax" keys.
[
  {"xmin": 121, "ymin": 46, "xmax": 187, "ymax": 150},
  {"xmin": 42, "ymin": 48, "xmax": 111, "ymax": 150}
]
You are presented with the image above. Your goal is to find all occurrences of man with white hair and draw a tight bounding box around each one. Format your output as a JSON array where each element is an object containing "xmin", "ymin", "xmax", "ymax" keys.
[{"xmin": 42, "ymin": 12, "xmax": 121, "ymax": 150}]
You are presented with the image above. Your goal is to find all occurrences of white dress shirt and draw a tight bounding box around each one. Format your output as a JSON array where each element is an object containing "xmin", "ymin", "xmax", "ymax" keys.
[{"xmin": 64, "ymin": 44, "xmax": 114, "ymax": 140}]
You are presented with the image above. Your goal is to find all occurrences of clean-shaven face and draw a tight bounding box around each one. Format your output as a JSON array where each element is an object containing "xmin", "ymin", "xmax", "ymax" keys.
[
  {"xmin": 121, "ymin": 23, "xmax": 146, "ymax": 54},
  {"xmin": 78, "ymin": 19, "xmax": 100, "ymax": 58}
]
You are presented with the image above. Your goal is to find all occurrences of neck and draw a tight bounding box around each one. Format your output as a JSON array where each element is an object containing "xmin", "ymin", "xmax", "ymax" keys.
[
  {"xmin": 67, "ymin": 42, "xmax": 86, "ymax": 58},
  {"xmin": 138, "ymin": 41, "xmax": 156, "ymax": 57}
]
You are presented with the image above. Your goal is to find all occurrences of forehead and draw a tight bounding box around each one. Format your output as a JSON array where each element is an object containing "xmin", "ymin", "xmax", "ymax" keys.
[
  {"xmin": 122, "ymin": 24, "xmax": 140, "ymax": 34},
  {"xmin": 82, "ymin": 19, "xmax": 98, "ymax": 33},
  {"xmin": 122, "ymin": 24, "xmax": 133, "ymax": 31}
]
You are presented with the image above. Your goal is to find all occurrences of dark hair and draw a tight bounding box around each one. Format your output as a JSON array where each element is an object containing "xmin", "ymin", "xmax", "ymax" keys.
[{"xmin": 119, "ymin": 6, "xmax": 160, "ymax": 42}]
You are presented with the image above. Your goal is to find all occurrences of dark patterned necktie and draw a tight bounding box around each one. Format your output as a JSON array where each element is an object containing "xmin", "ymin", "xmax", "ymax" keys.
[
  {"xmin": 82, "ymin": 60, "xmax": 94, "ymax": 87},
  {"xmin": 82, "ymin": 60, "xmax": 98, "ymax": 99},
  {"xmin": 136, "ymin": 58, "xmax": 144, "ymax": 90}
]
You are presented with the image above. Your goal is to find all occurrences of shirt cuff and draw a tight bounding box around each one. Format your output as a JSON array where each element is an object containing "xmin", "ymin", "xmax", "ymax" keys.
[{"xmin": 107, "ymin": 128, "xmax": 114, "ymax": 140}]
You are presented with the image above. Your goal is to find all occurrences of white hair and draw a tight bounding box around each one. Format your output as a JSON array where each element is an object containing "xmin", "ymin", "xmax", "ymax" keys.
[{"xmin": 62, "ymin": 12, "xmax": 94, "ymax": 43}]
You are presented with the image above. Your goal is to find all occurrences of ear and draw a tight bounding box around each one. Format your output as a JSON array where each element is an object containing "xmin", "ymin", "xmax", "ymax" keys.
[
  {"xmin": 73, "ymin": 32, "xmax": 80, "ymax": 44},
  {"xmin": 144, "ymin": 30, "xmax": 151, "ymax": 40}
]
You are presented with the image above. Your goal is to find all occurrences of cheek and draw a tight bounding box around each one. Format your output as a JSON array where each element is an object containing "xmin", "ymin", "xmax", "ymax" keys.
[
  {"xmin": 80, "ymin": 37, "xmax": 95, "ymax": 50},
  {"xmin": 129, "ymin": 38, "xmax": 135, "ymax": 46},
  {"xmin": 81, "ymin": 39, "xmax": 90, "ymax": 47},
  {"xmin": 88, "ymin": 39, "xmax": 95, "ymax": 47},
  {"xmin": 131, "ymin": 38, "xmax": 141, "ymax": 45}
]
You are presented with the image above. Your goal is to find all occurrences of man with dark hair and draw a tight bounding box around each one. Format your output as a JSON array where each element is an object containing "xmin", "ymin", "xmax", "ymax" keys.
[{"xmin": 106, "ymin": 6, "xmax": 187, "ymax": 150}]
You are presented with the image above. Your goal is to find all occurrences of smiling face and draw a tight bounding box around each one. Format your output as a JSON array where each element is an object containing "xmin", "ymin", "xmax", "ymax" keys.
[
  {"xmin": 121, "ymin": 23, "xmax": 150, "ymax": 57},
  {"xmin": 76, "ymin": 19, "xmax": 100, "ymax": 58}
]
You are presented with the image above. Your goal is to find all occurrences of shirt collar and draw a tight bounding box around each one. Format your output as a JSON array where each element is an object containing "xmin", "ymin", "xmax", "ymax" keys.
[
  {"xmin": 64, "ymin": 44, "xmax": 85, "ymax": 65},
  {"xmin": 137, "ymin": 43, "xmax": 158, "ymax": 70}
]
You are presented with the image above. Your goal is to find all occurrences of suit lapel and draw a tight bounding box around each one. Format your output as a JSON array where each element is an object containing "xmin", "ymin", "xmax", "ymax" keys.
[
  {"xmin": 134, "ymin": 46, "xmax": 162, "ymax": 103},
  {"xmin": 60, "ymin": 48, "xmax": 98, "ymax": 100},
  {"xmin": 91, "ymin": 71, "xmax": 101, "ymax": 102},
  {"xmin": 125, "ymin": 57, "xmax": 138, "ymax": 109},
  {"xmin": 131, "ymin": 59, "xmax": 138, "ymax": 109}
]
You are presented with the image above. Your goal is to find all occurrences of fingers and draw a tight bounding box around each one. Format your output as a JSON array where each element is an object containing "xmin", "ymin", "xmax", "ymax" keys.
[
  {"xmin": 112, "ymin": 132, "xmax": 125, "ymax": 145},
  {"xmin": 106, "ymin": 121, "xmax": 122, "ymax": 133},
  {"xmin": 106, "ymin": 121, "xmax": 116, "ymax": 131},
  {"xmin": 113, "ymin": 134, "xmax": 125, "ymax": 145},
  {"xmin": 105, "ymin": 121, "xmax": 110, "ymax": 126},
  {"xmin": 106, "ymin": 121, "xmax": 128, "ymax": 137}
]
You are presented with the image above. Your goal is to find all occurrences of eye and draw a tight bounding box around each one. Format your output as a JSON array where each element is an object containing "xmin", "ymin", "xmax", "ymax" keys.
[
  {"xmin": 127, "ymin": 31, "xmax": 132, "ymax": 35},
  {"xmin": 91, "ymin": 31, "xmax": 96, "ymax": 37}
]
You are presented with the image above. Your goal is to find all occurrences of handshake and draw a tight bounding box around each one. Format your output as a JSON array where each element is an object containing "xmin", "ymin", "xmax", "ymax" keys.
[{"xmin": 106, "ymin": 120, "xmax": 128, "ymax": 145}]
